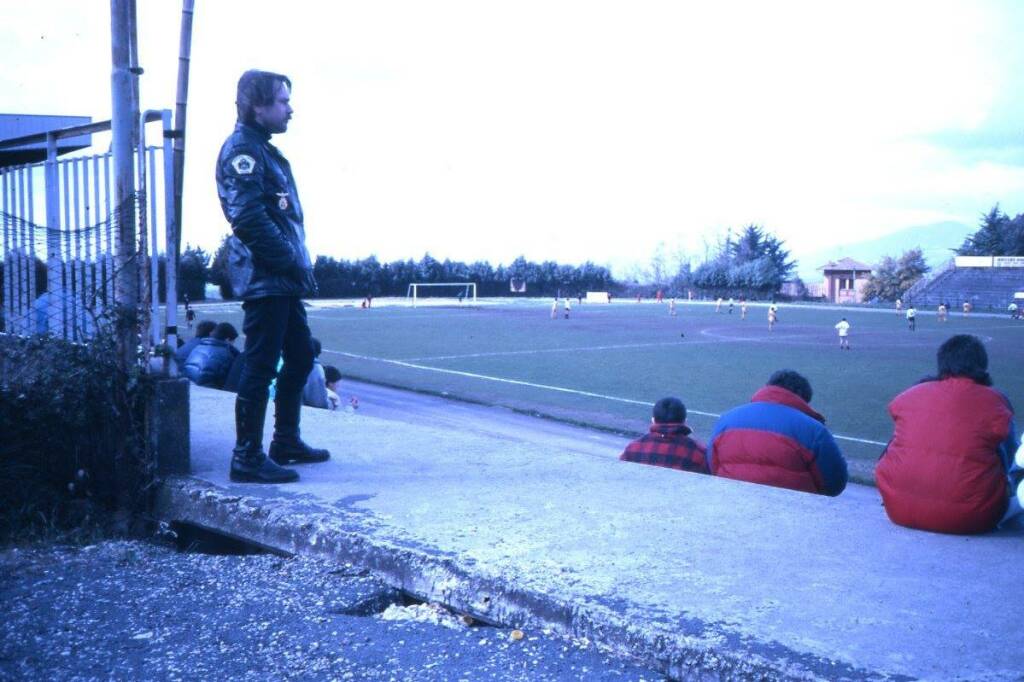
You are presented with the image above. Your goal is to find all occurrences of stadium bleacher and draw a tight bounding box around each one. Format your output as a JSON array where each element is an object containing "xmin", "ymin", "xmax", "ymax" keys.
[{"xmin": 907, "ymin": 266, "xmax": 1024, "ymax": 310}]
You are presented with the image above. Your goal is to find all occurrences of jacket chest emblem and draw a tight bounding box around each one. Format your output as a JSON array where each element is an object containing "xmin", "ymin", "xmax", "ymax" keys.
[{"xmin": 276, "ymin": 192, "xmax": 289, "ymax": 210}]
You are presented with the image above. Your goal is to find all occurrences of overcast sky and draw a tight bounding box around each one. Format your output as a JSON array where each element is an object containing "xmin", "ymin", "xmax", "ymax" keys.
[{"xmin": 3, "ymin": 1, "xmax": 1023, "ymax": 277}]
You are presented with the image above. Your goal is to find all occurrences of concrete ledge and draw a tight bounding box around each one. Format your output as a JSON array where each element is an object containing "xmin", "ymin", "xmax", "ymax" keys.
[
  {"xmin": 157, "ymin": 477, "xmax": 872, "ymax": 680},
  {"xmin": 155, "ymin": 385, "xmax": 1024, "ymax": 681}
]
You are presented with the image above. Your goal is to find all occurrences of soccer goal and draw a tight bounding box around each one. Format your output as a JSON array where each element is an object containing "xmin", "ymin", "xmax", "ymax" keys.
[{"xmin": 406, "ymin": 282, "xmax": 477, "ymax": 307}]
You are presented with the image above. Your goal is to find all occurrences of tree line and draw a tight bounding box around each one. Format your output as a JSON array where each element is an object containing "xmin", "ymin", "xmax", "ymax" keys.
[
  {"xmin": 307, "ymin": 253, "xmax": 614, "ymax": 299},
  {"xmin": 177, "ymin": 226, "xmax": 802, "ymax": 302},
  {"xmin": 177, "ymin": 238, "xmax": 615, "ymax": 300}
]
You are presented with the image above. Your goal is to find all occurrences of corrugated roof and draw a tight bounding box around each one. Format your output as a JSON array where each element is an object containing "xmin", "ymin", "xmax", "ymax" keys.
[{"xmin": 0, "ymin": 114, "xmax": 92, "ymax": 167}]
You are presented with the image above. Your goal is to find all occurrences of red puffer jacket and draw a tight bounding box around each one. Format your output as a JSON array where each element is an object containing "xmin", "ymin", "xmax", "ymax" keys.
[{"xmin": 876, "ymin": 377, "xmax": 1013, "ymax": 534}]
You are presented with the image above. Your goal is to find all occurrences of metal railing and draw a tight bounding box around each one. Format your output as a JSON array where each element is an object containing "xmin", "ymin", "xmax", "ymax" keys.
[{"xmin": 0, "ymin": 110, "xmax": 178, "ymax": 373}]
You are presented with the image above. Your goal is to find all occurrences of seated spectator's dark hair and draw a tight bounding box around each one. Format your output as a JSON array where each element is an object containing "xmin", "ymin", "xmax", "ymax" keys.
[
  {"xmin": 195, "ymin": 320, "xmax": 216, "ymax": 338},
  {"xmin": 652, "ymin": 397, "xmax": 686, "ymax": 424},
  {"xmin": 767, "ymin": 369, "xmax": 813, "ymax": 403},
  {"xmin": 324, "ymin": 365, "xmax": 342, "ymax": 385},
  {"xmin": 936, "ymin": 334, "xmax": 992, "ymax": 386},
  {"xmin": 212, "ymin": 322, "xmax": 238, "ymax": 342},
  {"xmin": 311, "ymin": 337, "xmax": 322, "ymax": 358}
]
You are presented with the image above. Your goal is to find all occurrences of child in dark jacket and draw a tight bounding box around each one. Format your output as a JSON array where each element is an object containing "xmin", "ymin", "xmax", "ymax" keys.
[
  {"xmin": 620, "ymin": 397, "xmax": 708, "ymax": 474},
  {"xmin": 183, "ymin": 322, "xmax": 240, "ymax": 389},
  {"xmin": 174, "ymin": 319, "xmax": 217, "ymax": 371}
]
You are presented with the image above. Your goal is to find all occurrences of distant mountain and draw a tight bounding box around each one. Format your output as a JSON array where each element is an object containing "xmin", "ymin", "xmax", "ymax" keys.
[{"xmin": 793, "ymin": 221, "xmax": 972, "ymax": 281}]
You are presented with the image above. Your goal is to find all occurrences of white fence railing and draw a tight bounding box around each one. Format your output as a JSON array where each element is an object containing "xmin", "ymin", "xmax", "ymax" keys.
[{"xmin": 1, "ymin": 111, "xmax": 177, "ymax": 363}]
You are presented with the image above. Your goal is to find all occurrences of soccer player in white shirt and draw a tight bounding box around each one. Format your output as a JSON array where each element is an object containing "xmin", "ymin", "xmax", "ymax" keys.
[{"xmin": 835, "ymin": 317, "xmax": 851, "ymax": 350}]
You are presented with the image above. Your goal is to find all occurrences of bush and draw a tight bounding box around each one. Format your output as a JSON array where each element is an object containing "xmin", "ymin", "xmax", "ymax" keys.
[{"xmin": 0, "ymin": 326, "xmax": 153, "ymax": 543}]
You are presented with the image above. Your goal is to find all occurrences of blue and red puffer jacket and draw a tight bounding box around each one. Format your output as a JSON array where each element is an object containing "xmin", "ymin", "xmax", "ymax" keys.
[
  {"xmin": 876, "ymin": 377, "xmax": 1015, "ymax": 535},
  {"xmin": 707, "ymin": 385, "xmax": 848, "ymax": 496}
]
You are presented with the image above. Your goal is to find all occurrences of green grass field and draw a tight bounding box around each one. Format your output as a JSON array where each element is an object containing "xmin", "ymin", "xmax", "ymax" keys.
[{"xmin": 200, "ymin": 298, "xmax": 1024, "ymax": 483}]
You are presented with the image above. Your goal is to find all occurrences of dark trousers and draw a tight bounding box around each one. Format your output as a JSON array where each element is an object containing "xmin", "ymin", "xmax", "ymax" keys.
[{"xmin": 236, "ymin": 296, "xmax": 314, "ymax": 404}]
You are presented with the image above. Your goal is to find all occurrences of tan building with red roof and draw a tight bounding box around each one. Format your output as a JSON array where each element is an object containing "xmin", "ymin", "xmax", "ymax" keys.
[{"xmin": 818, "ymin": 257, "xmax": 873, "ymax": 303}]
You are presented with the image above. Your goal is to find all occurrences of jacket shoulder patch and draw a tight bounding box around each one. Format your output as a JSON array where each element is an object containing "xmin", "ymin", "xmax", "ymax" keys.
[{"xmin": 230, "ymin": 154, "xmax": 256, "ymax": 175}]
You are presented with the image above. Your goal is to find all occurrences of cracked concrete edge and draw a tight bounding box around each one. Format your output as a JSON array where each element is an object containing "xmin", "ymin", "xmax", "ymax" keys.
[{"xmin": 154, "ymin": 477, "xmax": 882, "ymax": 682}]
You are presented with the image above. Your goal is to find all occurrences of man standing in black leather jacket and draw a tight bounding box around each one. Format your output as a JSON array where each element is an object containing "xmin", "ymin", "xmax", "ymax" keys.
[{"xmin": 216, "ymin": 69, "xmax": 330, "ymax": 483}]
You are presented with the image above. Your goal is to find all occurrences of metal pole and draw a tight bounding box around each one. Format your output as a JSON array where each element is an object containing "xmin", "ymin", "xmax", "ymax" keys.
[
  {"xmin": 62, "ymin": 160, "xmax": 72, "ymax": 338},
  {"xmin": 147, "ymin": 145, "xmax": 159, "ymax": 350},
  {"xmin": 72, "ymin": 159, "xmax": 83, "ymax": 340},
  {"xmin": 8, "ymin": 169, "xmax": 21, "ymax": 331},
  {"xmin": 161, "ymin": 109, "xmax": 178, "ymax": 374},
  {"xmin": 103, "ymin": 154, "xmax": 113, "ymax": 307},
  {"xmin": 89, "ymin": 155, "xmax": 100, "ymax": 311},
  {"xmin": 172, "ymin": 0, "xmax": 194, "ymax": 263},
  {"xmin": 25, "ymin": 166, "xmax": 37, "ymax": 334},
  {"xmin": 111, "ymin": 0, "xmax": 139, "ymax": 367},
  {"xmin": 128, "ymin": 0, "xmax": 141, "ymax": 147},
  {"xmin": 82, "ymin": 157, "xmax": 93, "ymax": 318},
  {"xmin": 9, "ymin": 171, "xmax": 18, "ymax": 333},
  {"xmin": 136, "ymin": 112, "xmax": 150, "ymax": 361},
  {"xmin": 1, "ymin": 170, "xmax": 11, "ymax": 333},
  {"xmin": 15, "ymin": 170, "xmax": 26, "ymax": 332},
  {"xmin": 44, "ymin": 133, "xmax": 61, "ymax": 333},
  {"xmin": 16, "ymin": 168, "xmax": 28, "ymax": 334}
]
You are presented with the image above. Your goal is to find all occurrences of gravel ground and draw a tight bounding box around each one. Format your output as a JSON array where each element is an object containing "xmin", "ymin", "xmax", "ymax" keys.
[{"xmin": 0, "ymin": 538, "xmax": 665, "ymax": 681}]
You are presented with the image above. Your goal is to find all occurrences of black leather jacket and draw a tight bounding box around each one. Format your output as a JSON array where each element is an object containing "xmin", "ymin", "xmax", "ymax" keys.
[{"xmin": 216, "ymin": 122, "xmax": 317, "ymax": 299}]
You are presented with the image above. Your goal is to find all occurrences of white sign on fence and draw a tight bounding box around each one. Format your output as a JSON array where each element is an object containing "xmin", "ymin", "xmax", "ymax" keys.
[
  {"xmin": 954, "ymin": 256, "xmax": 1024, "ymax": 268},
  {"xmin": 954, "ymin": 256, "xmax": 994, "ymax": 267}
]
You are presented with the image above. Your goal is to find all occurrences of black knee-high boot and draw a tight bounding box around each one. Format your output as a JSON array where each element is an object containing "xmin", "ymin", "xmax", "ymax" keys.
[
  {"xmin": 230, "ymin": 396, "xmax": 299, "ymax": 483},
  {"xmin": 268, "ymin": 389, "xmax": 331, "ymax": 465}
]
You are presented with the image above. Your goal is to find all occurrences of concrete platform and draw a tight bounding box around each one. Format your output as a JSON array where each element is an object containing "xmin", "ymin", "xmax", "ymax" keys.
[{"xmin": 156, "ymin": 383, "xmax": 1024, "ymax": 681}]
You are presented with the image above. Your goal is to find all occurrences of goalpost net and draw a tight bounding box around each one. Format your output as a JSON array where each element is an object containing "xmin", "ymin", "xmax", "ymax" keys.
[{"xmin": 406, "ymin": 282, "xmax": 478, "ymax": 307}]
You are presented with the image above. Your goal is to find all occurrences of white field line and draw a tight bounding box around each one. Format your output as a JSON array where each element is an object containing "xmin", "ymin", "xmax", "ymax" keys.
[
  {"xmin": 306, "ymin": 313, "xmax": 486, "ymax": 323},
  {"xmin": 407, "ymin": 340, "xmax": 713, "ymax": 362},
  {"xmin": 324, "ymin": 348, "xmax": 887, "ymax": 447}
]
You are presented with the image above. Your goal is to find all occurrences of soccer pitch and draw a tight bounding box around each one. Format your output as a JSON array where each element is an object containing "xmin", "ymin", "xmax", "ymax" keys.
[{"xmin": 201, "ymin": 299, "xmax": 1024, "ymax": 484}]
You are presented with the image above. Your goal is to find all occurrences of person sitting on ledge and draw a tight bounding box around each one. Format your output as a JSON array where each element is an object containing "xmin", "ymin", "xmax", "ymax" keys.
[
  {"xmin": 183, "ymin": 322, "xmax": 240, "ymax": 389},
  {"xmin": 619, "ymin": 397, "xmax": 708, "ymax": 474},
  {"xmin": 876, "ymin": 334, "xmax": 1020, "ymax": 534},
  {"xmin": 324, "ymin": 365, "xmax": 343, "ymax": 411},
  {"xmin": 707, "ymin": 369, "xmax": 848, "ymax": 496},
  {"xmin": 175, "ymin": 319, "xmax": 216, "ymax": 371},
  {"xmin": 302, "ymin": 338, "xmax": 331, "ymax": 409}
]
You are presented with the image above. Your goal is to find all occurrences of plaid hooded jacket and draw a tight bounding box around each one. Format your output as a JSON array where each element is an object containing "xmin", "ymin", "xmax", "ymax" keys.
[{"xmin": 620, "ymin": 423, "xmax": 709, "ymax": 474}]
